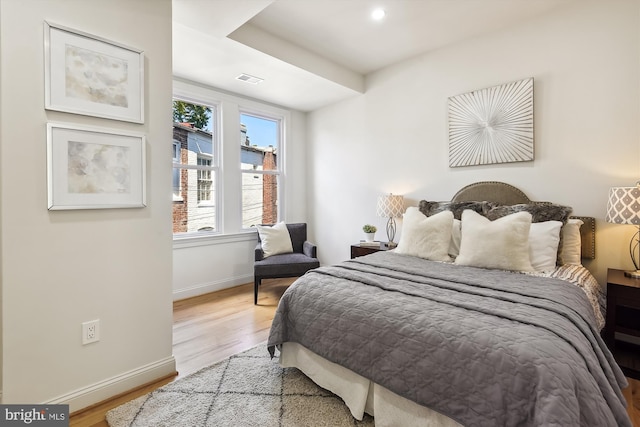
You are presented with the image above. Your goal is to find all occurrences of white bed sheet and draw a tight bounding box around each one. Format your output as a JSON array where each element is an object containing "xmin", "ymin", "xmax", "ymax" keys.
[{"xmin": 280, "ymin": 342, "xmax": 462, "ymax": 427}]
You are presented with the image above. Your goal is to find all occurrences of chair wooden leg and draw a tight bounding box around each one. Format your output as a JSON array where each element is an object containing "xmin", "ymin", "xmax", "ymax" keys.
[{"xmin": 254, "ymin": 277, "xmax": 260, "ymax": 305}]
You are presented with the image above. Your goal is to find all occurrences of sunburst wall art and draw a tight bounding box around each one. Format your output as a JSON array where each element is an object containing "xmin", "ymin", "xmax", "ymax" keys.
[{"xmin": 448, "ymin": 78, "xmax": 534, "ymax": 168}]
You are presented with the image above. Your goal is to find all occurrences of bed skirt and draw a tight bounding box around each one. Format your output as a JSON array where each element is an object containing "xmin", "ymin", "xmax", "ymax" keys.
[{"xmin": 279, "ymin": 342, "xmax": 462, "ymax": 427}]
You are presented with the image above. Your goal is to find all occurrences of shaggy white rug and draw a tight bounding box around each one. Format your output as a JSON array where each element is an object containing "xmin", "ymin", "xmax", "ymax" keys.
[{"xmin": 106, "ymin": 343, "xmax": 374, "ymax": 426}]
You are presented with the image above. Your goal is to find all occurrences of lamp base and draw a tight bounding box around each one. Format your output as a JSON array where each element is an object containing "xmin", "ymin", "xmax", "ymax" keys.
[
  {"xmin": 383, "ymin": 241, "xmax": 397, "ymax": 249},
  {"xmin": 624, "ymin": 270, "xmax": 640, "ymax": 279}
]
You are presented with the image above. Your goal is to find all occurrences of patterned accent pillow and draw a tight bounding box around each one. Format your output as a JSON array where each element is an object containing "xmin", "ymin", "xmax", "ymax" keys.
[
  {"xmin": 418, "ymin": 200, "xmax": 495, "ymax": 220},
  {"xmin": 486, "ymin": 203, "xmax": 573, "ymax": 223}
]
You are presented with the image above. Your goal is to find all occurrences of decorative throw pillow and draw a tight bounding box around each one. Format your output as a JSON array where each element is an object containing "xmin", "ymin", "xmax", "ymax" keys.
[
  {"xmin": 255, "ymin": 222, "xmax": 293, "ymax": 258},
  {"xmin": 418, "ymin": 200, "xmax": 495, "ymax": 220},
  {"xmin": 559, "ymin": 218, "xmax": 583, "ymax": 265},
  {"xmin": 486, "ymin": 203, "xmax": 572, "ymax": 223},
  {"xmin": 395, "ymin": 208, "xmax": 453, "ymax": 262},
  {"xmin": 449, "ymin": 219, "xmax": 462, "ymax": 258},
  {"xmin": 487, "ymin": 203, "xmax": 572, "ymax": 266},
  {"xmin": 455, "ymin": 210, "xmax": 534, "ymax": 272},
  {"xmin": 528, "ymin": 221, "xmax": 563, "ymax": 272}
]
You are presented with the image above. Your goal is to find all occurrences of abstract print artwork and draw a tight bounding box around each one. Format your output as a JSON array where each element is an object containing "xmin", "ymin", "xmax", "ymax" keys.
[
  {"xmin": 67, "ymin": 141, "xmax": 131, "ymax": 194},
  {"xmin": 47, "ymin": 123, "xmax": 146, "ymax": 210},
  {"xmin": 65, "ymin": 45, "xmax": 129, "ymax": 108},
  {"xmin": 448, "ymin": 78, "xmax": 533, "ymax": 168},
  {"xmin": 44, "ymin": 22, "xmax": 144, "ymax": 123}
]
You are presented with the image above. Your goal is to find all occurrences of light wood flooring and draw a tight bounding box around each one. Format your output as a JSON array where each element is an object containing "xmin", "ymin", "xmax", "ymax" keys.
[{"xmin": 71, "ymin": 277, "xmax": 640, "ymax": 426}]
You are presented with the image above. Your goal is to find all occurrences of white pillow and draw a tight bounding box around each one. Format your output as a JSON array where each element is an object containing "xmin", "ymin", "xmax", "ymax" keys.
[
  {"xmin": 255, "ymin": 222, "xmax": 293, "ymax": 258},
  {"xmin": 449, "ymin": 219, "xmax": 462, "ymax": 258},
  {"xmin": 455, "ymin": 210, "xmax": 534, "ymax": 272},
  {"xmin": 395, "ymin": 208, "xmax": 453, "ymax": 262},
  {"xmin": 560, "ymin": 218, "xmax": 583, "ymax": 265},
  {"xmin": 529, "ymin": 221, "xmax": 562, "ymax": 272}
]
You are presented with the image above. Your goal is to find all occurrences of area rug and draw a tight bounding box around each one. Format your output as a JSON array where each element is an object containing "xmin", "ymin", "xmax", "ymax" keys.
[{"xmin": 106, "ymin": 343, "xmax": 374, "ymax": 426}]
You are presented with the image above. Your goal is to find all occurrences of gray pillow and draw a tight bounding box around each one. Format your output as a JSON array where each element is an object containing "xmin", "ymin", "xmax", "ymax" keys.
[
  {"xmin": 418, "ymin": 200, "xmax": 495, "ymax": 220},
  {"xmin": 486, "ymin": 203, "xmax": 573, "ymax": 224}
]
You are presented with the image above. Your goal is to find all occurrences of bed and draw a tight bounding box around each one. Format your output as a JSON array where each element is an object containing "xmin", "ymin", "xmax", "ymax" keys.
[{"xmin": 267, "ymin": 181, "xmax": 630, "ymax": 427}]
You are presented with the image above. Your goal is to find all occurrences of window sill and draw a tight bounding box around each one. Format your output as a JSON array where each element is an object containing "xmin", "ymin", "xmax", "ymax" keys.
[{"xmin": 173, "ymin": 230, "xmax": 257, "ymax": 249}]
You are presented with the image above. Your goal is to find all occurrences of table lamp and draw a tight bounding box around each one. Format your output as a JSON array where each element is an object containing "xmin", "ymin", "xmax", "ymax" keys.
[
  {"xmin": 377, "ymin": 193, "xmax": 404, "ymax": 248},
  {"xmin": 606, "ymin": 184, "xmax": 640, "ymax": 278}
]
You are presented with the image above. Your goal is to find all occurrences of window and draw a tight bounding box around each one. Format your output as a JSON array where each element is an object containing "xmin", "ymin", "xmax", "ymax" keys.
[
  {"xmin": 197, "ymin": 157, "xmax": 212, "ymax": 203},
  {"xmin": 172, "ymin": 80, "xmax": 289, "ymax": 239},
  {"xmin": 240, "ymin": 113, "xmax": 282, "ymax": 228},
  {"xmin": 172, "ymin": 100, "xmax": 218, "ymax": 234}
]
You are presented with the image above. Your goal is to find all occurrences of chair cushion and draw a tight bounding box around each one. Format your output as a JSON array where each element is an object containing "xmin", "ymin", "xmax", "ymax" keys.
[{"xmin": 254, "ymin": 253, "xmax": 319, "ymax": 277}]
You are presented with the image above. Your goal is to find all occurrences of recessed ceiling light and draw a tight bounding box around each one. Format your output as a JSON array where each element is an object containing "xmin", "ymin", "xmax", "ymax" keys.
[
  {"xmin": 236, "ymin": 73, "xmax": 264, "ymax": 85},
  {"xmin": 371, "ymin": 8, "xmax": 386, "ymax": 21}
]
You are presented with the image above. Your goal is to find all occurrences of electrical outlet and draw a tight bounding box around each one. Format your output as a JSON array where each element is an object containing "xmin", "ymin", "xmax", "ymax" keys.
[{"xmin": 82, "ymin": 319, "xmax": 100, "ymax": 345}]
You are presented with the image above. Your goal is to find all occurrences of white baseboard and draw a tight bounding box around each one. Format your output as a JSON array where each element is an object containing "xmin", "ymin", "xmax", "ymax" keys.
[
  {"xmin": 173, "ymin": 274, "xmax": 253, "ymax": 301},
  {"xmin": 47, "ymin": 356, "xmax": 176, "ymax": 413}
]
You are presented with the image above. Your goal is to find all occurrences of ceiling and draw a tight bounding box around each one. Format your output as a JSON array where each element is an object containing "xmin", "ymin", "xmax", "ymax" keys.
[{"xmin": 172, "ymin": 0, "xmax": 575, "ymax": 112}]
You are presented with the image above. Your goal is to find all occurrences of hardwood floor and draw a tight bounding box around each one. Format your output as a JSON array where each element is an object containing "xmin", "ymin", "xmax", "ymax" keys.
[
  {"xmin": 624, "ymin": 378, "xmax": 640, "ymax": 426},
  {"xmin": 69, "ymin": 278, "xmax": 293, "ymax": 427},
  {"xmin": 70, "ymin": 277, "xmax": 640, "ymax": 426}
]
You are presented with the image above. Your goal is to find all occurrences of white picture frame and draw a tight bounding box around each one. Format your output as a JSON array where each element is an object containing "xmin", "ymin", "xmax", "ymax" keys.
[
  {"xmin": 47, "ymin": 123, "xmax": 146, "ymax": 210},
  {"xmin": 44, "ymin": 21, "xmax": 144, "ymax": 123}
]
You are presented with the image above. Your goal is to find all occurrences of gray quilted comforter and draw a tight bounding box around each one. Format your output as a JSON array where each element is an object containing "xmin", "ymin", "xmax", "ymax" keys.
[{"xmin": 267, "ymin": 251, "xmax": 630, "ymax": 427}]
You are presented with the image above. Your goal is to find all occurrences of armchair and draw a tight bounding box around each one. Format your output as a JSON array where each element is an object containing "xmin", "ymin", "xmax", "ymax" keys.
[{"xmin": 254, "ymin": 223, "xmax": 319, "ymax": 305}]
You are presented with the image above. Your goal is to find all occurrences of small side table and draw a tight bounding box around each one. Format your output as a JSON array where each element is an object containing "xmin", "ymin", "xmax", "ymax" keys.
[
  {"xmin": 605, "ymin": 268, "xmax": 640, "ymax": 379},
  {"xmin": 350, "ymin": 243, "xmax": 389, "ymax": 259}
]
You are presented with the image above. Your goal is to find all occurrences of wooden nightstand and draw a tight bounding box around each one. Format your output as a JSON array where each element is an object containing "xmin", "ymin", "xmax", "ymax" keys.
[
  {"xmin": 350, "ymin": 243, "xmax": 389, "ymax": 259},
  {"xmin": 605, "ymin": 268, "xmax": 640, "ymax": 379}
]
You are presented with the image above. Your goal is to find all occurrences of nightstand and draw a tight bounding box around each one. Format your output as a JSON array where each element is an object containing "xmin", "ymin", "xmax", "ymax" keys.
[
  {"xmin": 605, "ymin": 268, "xmax": 640, "ymax": 379},
  {"xmin": 350, "ymin": 243, "xmax": 389, "ymax": 259}
]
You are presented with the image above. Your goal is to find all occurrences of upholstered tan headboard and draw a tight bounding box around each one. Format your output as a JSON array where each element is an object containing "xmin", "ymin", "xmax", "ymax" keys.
[
  {"xmin": 452, "ymin": 181, "xmax": 531, "ymax": 205},
  {"xmin": 451, "ymin": 181, "xmax": 595, "ymax": 259}
]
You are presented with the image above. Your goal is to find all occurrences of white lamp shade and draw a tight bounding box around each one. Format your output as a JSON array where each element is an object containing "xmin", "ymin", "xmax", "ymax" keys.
[
  {"xmin": 377, "ymin": 194, "xmax": 404, "ymax": 218},
  {"xmin": 606, "ymin": 186, "xmax": 640, "ymax": 225}
]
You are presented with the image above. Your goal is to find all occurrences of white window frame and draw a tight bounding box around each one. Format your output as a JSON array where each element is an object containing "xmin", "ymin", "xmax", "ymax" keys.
[
  {"xmin": 172, "ymin": 94, "xmax": 220, "ymax": 237},
  {"xmin": 239, "ymin": 109, "xmax": 284, "ymax": 228},
  {"xmin": 172, "ymin": 79, "xmax": 290, "ymax": 245}
]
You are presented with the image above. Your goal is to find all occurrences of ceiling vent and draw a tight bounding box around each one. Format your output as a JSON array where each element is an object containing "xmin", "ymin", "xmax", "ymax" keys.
[{"xmin": 236, "ymin": 73, "xmax": 264, "ymax": 84}]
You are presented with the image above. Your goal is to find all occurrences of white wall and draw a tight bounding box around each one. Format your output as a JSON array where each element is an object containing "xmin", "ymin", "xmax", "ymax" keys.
[
  {"xmin": 308, "ymin": 1, "xmax": 640, "ymax": 285},
  {"xmin": 172, "ymin": 80, "xmax": 308, "ymax": 300},
  {"xmin": 0, "ymin": 0, "xmax": 174, "ymax": 411}
]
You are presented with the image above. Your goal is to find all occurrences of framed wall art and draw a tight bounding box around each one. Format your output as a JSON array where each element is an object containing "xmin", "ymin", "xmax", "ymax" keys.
[
  {"xmin": 44, "ymin": 22, "xmax": 144, "ymax": 123},
  {"xmin": 47, "ymin": 123, "xmax": 146, "ymax": 210},
  {"xmin": 448, "ymin": 77, "xmax": 534, "ymax": 168}
]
